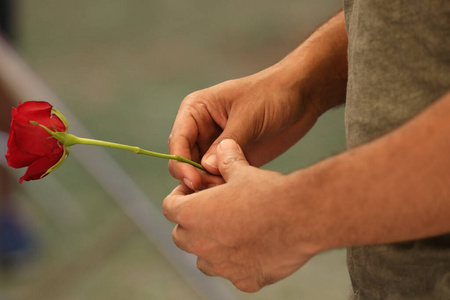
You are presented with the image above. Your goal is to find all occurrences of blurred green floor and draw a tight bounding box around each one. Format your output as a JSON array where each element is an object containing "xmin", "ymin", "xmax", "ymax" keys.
[{"xmin": 1, "ymin": 0, "xmax": 350, "ymax": 299}]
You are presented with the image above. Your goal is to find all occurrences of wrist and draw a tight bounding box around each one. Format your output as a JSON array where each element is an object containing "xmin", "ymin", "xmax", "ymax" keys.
[
  {"xmin": 282, "ymin": 163, "xmax": 345, "ymax": 255},
  {"xmin": 253, "ymin": 61, "xmax": 323, "ymax": 123},
  {"xmin": 272, "ymin": 11, "xmax": 348, "ymax": 117},
  {"xmin": 274, "ymin": 169, "xmax": 331, "ymax": 256}
]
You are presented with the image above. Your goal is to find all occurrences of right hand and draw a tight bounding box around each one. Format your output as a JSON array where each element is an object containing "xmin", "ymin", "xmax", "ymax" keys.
[
  {"xmin": 164, "ymin": 139, "xmax": 316, "ymax": 292},
  {"xmin": 168, "ymin": 66, "xmax": 320, "ymax": 190}
]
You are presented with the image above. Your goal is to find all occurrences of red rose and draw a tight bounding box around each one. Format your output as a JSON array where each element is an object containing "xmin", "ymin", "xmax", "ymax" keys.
[
  {"xmin": 5, "ymin": 101, "xmax": 68, "ymax": 183},
  {"xmin": 5, "ymin": 101, "xmax": 207, "ymax": 183}
]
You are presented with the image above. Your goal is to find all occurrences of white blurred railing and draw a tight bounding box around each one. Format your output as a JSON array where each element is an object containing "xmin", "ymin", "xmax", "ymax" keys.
[
  {"xmin": 0, "ymin": 36, "xmax": 237, "ymax": 300},
  {"xmin": 0, "ymin": 130, "xmax": 87, "ymax": 229}
]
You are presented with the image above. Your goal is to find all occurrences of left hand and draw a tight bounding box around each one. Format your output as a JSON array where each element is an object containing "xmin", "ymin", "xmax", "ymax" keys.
[{"xmin": 163, "ymin": 139, "xmax": 315, "ymax": 292}]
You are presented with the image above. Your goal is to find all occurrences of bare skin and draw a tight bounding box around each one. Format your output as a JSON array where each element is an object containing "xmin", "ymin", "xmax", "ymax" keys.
[
  {"xmin": 163, "ymin": 11, "xmax": 450, "ymax": 292},
  {"xmin": 167, "ymin": 12, "xmax": 348, "ymax": 190}
]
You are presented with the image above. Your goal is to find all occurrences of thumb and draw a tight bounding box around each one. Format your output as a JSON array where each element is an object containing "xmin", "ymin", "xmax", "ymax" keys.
[{"xmin": 216, "ymin": 139, "xmax": 249, "ymax": 182}]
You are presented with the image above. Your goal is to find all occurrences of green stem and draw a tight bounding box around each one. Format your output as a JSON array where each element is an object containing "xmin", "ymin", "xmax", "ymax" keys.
[{"xmin": 66, "ymin": 134, "xmax": 207, "ymax": 172}]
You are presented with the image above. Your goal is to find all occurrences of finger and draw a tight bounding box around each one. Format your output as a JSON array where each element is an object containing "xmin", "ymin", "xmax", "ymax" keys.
[
  {"xmin": 168, "ymin": 136, "xmax": 202, "ymax": 191},
  {"xmin": 175, "ymin": 169, "xmax": 224, "ymax": 192},
  {"xmin": 162, "ymin": 184, "xmax": 193, "ymax": 223},
  {"xmin": 196, "ymin": 257, "xmax": 217, "ymax": 277},
  {"xmin": 232, "ymin": 277, "xmax": 263, "ymax": 293},
  {"xmin": 196, "ymin": 171, "xmax": 226, "ymax": 190},
  {"xmin": 168, "ymin": 93, "xmax": 223, "ymax": 190},
  {"xmin": 168, "ymin": 159, "xmax": 201, "ymax": 191},
  {"xmin": 201, "ymin": 112, "xmax": 255, "ymax": 174},
  {"xmin": 168, "ymin": 94, "xmax": 208, "ymax": 189},
  {"xmin": 216, "ymin": 139, "xmax": 250, "ymax": 182},
  {"xmin": 169, "ymin": 134, "xmax": 224, "ymax": 190},
  {"xmin": 172, "ymin": 223, "xmax": 216, "ymax": 256},
  {"xmin": 171, "ymin": 224, "xmax": 194, "ymax": 254},
  {"xmin": 197, "ymin": 257, "xmax": 256, "ymax": 284}
]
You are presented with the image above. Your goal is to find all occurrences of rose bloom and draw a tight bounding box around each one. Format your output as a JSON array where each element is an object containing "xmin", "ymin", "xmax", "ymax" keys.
[{"xmin": 5, "ymin": 101, "xmax": 68, "ymax": 183}]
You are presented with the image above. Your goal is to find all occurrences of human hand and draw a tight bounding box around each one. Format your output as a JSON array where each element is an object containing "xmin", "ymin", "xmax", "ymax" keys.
[
  {"xmin": 163, "ymin": 139, "xmax": 315, "ymax": 292},
  {"xmin": 168, "ymin": 67, "xmax": 320, "ymax": 190}
]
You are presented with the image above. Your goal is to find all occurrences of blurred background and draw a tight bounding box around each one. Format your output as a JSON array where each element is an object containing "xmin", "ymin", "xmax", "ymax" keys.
[{"xmin": 0, "ymin": 0, "xmax": 349, "ymax": 299}]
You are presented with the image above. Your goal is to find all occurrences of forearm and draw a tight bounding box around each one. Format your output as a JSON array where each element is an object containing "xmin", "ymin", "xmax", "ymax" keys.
[
  {"xmin": 271, "ymin": 11, "xmax": 348, "ymax": 116},
  {"xmin": 285, "ymin": 90, "xmax": 450, "ymax": 253}
]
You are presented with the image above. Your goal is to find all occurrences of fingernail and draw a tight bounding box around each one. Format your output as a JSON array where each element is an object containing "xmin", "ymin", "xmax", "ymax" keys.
[
  {"xmin": 183, "ymin": 178, "xmax": 194, "ymax": 190},
  {"xmin": 204, "ymin": 153, "xmax": 218, "ymax": 169},
  {"xmin": 219, "ymin": 139, "xmax": 240, "ymax": 152}
]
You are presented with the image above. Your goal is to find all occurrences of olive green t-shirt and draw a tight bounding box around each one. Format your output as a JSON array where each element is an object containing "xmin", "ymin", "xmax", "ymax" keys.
[{"xmin": 344, "ymin": 0, "xmax": 450, "ymax": 299}]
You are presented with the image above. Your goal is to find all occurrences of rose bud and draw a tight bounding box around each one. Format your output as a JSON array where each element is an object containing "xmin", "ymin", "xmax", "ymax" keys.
[
  {"xmin": 5, "ymin": 101, "xmax": 69, "ymax": 183},
  {"xmin": 5, "ymin": 101, "xmax": 207, "ymax": 183}
]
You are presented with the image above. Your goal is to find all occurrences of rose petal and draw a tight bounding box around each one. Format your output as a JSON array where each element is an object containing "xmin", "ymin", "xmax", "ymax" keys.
[
  {"xmin": 5, "ymin": 128, "xmax": 41, "ymax": 168},
  {"xmin": 16, "ymin": 101, "xmax": 53, "ymax": 120},
  {"xmin": 19, "ymin": 153, "xmax": 62, "ymax": 183},
  {"xmin": 11, "ymin": 101, "xmax": 66, "ymax": 156},
  {"xmin": 15, "ymin": 101, "xmax": 66, "ymax": 132},
  {"xmin": 13, "ymin": 120, "xmax": 63, "ymax": 156},
  {"xmin": 7, "ymin": 101, "xmax": 69, "ymax": 183}
]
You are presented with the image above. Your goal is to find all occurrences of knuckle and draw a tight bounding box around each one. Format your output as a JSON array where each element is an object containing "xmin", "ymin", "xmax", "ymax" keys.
[
  {"xmin": 167, "ymin": 161, "xmax": 176, "ymax": 177},
  {"xmin": 167, "ymin": 160, "xmax": 182, "ymax": 181},
  {"xmin": 222, "ymin": 156, "xmax": 245, "ymax": 166},
  {"xmin": 196, "ymin": 258, "xmax": 203, "ymax": 269},
  {"xmin": 171, "ymin": 226, "xmax": 181, "ymax": 246},
  {"xmin": 167, "ymin": 131, "xmax": 175, "ymax": 149},
  {"xmin": 233, "ymin": 279, "xmax": 261, "ymax": 293},
  {"xmin": 175, "ymin": 202, "xmax": 193, "ymax": 227},
  {"xmin": 161, "ymin": 198, "xmax": 171, "ymax": 220},
  {"xmin": 183, "ymin": 91, "xmax": 204, "ymax": 106},
  {"xmin": 171, "ymin": 225, "xmax": 191, "ymax": 254},
  {"xmin": 162, "ymin": 195, "xmax": 187, "ymax": 224},
  {"xmin": 171, "ymin": 226, "xmax": 177, "ymax": 241},
  {"xmin": 196, "ymin": 258, "xmax": 206, "ymax": 270},
  {"xmin": 196, "ymin": 258, "xmax": 213, "ymax": 276},
  {"xmin": 212, "ymin": 262, "xmax": 231, "ymax": 276},
  {"xmin": 183, "ymin": 92, "xmax": 211, "ymax": 116},
  {"xmin": 168, "ymin": 131, "xmax": 191, "ymax": 155}
]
